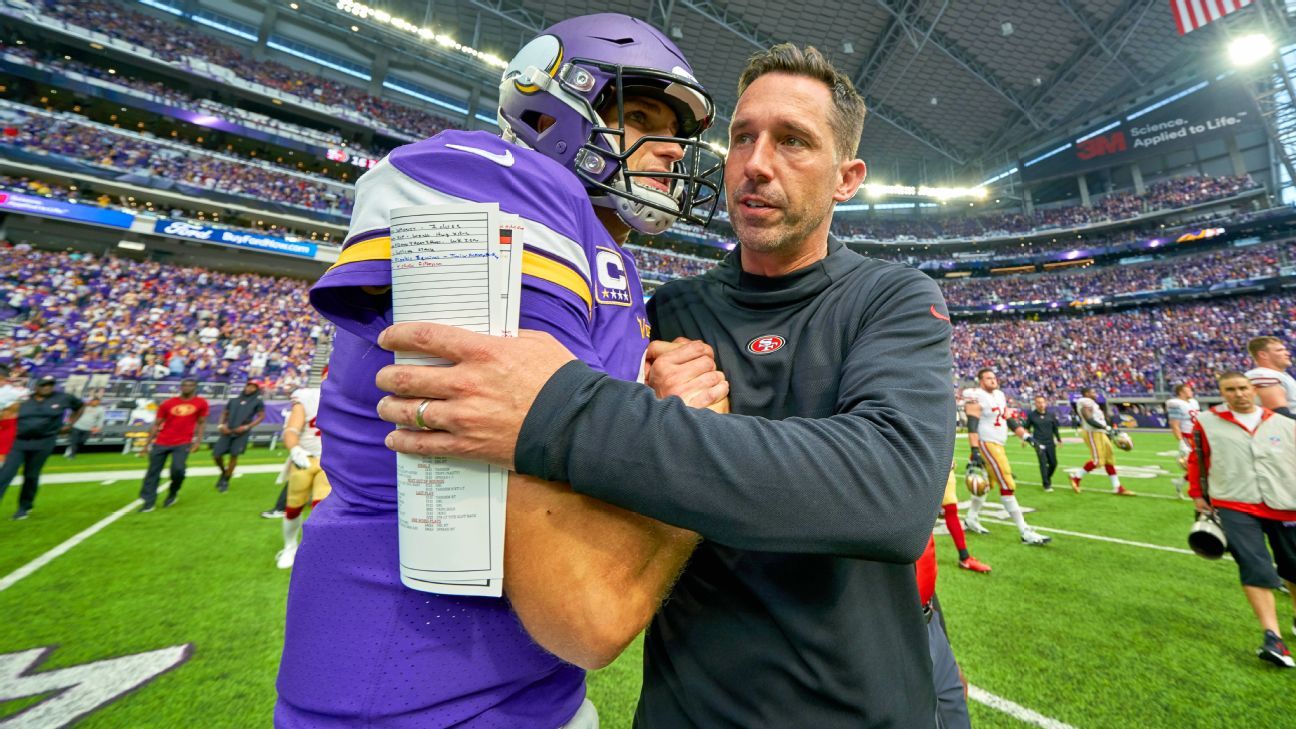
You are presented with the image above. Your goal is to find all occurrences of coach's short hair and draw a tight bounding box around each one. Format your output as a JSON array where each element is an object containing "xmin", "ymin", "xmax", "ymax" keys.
[
  {"xmin": 1217, "ymin": 370, "xmax": 1250, "ymax": 384},
  {"xmin": 1247, "ymin": 336, "xmax": 1283, "ymax": 360},
  {"xmin": 736, "ymin": 43, "xmax": 866, "ymax": 161},
  {"xmin": 976, "ymin": 368, "xmax": 995, "ymax": 380}
]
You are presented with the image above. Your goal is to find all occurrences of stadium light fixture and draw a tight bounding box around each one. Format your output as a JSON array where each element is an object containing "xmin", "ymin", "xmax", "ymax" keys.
[
  {"xmin": 336, "ymin": 0, "xmax": 507, "ymax": 69},
  {"xmin": 861, "ymin": 183, "xmax": 987, "ymax": 201},
  {"xmin": 1229, "ymin": 33, "xmax": 1274, "ymax": 67}
]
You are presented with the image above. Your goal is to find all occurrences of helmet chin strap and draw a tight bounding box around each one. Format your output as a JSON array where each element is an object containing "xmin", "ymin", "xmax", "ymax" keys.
[{"xmin": 592, "ymin": 182, "xmax": 679, "ymax": 235}]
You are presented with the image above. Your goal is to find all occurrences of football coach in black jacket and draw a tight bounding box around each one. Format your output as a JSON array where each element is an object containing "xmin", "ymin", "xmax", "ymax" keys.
[{"xmin": 374, "ymin": 44, "xmax": 954, "ymax": 729}]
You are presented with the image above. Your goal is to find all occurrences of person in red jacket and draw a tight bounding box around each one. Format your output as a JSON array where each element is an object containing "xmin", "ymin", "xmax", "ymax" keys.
[
  {"xmin": 1188, "ymin": 370, "xmax": 1296, "ymax": 668},
  {"xmin": 138, "ymin": 378, "xmax": 208, "ymax": 512}
]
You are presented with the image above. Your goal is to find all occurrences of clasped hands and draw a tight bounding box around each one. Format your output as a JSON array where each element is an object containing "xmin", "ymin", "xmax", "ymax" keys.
[{"xmin": 373, "ymin": 323, "xmax": 729, "ymax": 469}]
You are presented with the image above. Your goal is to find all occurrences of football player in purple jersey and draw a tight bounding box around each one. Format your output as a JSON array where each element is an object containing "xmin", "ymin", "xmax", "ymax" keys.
[{"xmin": 275, "ymin": 14, "xmax": 726, "ymax": 728}]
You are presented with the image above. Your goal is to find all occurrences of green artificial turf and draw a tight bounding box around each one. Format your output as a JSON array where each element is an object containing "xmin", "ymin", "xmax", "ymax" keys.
[{"xmin": 1, "ymin": 434, "xmax": 1291, "ymax": 727}]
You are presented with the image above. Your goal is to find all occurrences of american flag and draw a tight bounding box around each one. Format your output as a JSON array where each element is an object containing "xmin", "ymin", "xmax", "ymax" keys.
[{"xmin": 1171, "ymin": 0, "xmax": 1253, "ymax": 35}]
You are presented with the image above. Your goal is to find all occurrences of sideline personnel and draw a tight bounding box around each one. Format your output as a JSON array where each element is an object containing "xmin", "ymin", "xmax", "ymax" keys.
[
  {"xmin": 377, "ymin": 44, "xmax": 953, "ymax": 727},
  {"xmin": 0, "ymin": 375, "xmax": 82, "ymax": 519},
  {"xmin": 139, "ymin": 378, "xmax": 208, "ymax": 511},
  {"xmin": 1024, "ymin": 395, "xmax": 1063, "ymax": 491},
  {"xmin": 212, "ymin": 381, "xmax": 265, "ymax": 492},
  {"xmin": 1188, "ymin": 371, "xmax": 1296, "ymax": 667}
]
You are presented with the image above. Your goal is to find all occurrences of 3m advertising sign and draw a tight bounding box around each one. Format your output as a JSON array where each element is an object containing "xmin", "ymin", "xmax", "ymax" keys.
[{"xmin": 1019, "ymin": 81, "xmax": 1261, "ymax": 183}]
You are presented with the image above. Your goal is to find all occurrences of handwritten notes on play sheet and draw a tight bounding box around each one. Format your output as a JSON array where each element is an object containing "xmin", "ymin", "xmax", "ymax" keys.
[{"xmin": 389, "ymin": 203, "xmax": 523, "ymax": 597}]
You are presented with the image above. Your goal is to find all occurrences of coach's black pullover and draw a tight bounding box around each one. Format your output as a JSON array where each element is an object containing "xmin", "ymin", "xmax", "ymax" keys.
[{"xmin": 516, "ymin": 239, "xmax": 954, "ymax": 728}]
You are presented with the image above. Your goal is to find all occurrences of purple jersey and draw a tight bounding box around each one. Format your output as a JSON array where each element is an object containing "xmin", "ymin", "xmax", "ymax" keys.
[{"xmin": 275, "ymin": 130, "xmax": 649, "ymax": 728}]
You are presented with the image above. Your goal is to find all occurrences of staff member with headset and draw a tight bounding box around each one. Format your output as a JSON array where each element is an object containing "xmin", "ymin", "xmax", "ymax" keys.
[
  {"xmin": 1188, "ymin": 370, "xmax": 1296, "ymax": 668},
  {"xmin": 0, "ymin": 375, "xmax": 83, "ymax": 520},
  {"xmin": 1024, "ymin": 395, "xmax": 1063, "ymax": 492}
]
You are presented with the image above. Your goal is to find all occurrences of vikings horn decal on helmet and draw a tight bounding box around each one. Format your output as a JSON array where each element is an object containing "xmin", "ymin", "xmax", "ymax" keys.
[{"xmin": 496, "ymin": 13, "xmax": 723, "ymax": 234}]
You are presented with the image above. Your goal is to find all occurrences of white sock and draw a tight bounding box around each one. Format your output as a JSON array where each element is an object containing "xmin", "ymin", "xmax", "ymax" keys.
[
  {"xmin": 282, "ymin": 516, "xmax": 302, "ymax": 551},
  {"xmin": 1109, "ymin": 474, "xmax": 1121, "ymax": 490},
  {"xmin": 1001, "ymin": 494, "xmax": 1030, "ymax": 533},
  {"xmin": 968, "ymin": 494, "xmax": 986, "ymax": 520}
]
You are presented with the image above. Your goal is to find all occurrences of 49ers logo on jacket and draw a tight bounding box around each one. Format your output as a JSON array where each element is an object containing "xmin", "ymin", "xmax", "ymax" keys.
[{"xmin": 746, "ymin": 334, "xmax": 786, "ymax": 355}]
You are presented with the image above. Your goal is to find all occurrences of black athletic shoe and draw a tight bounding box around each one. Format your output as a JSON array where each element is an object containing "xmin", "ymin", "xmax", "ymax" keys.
[
  {"xmin": 1259, "ymin": 630, "xmax": 1295, "ymax": 668},
  {"xmin": 163, "ymin": 493, "xmax": 179, "ymax": 508},
  {"xmin": 138, "ymin": 504, "xmax": 155, "ymax": 514},
  {"xmin": 11, "ymin": 509, "xmax": 29, "ymax": 520},
  {"xmin": 215, "ymin": 477, "xmax": 229, "ymax": 493}
]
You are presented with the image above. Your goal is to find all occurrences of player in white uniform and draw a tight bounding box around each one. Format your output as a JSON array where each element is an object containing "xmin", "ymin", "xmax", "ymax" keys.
[
  {"xmin": 1246, "ymin": 336, "xmax": 1296, "ymax": 420},
  {"xmin": 962, "ymin": 369, "xmax": 1051, "ymax": 545},
  {"xmin": 1164, "ymin": 383, "xmax": 1200, "ymax": 498},
  {"xmin": 276, "ymin": 387, "xmax": 331, "ymax": 569},
  {"xmin": 1068, "ymin": 387, "xmax": 1130, "ymax": 495}
]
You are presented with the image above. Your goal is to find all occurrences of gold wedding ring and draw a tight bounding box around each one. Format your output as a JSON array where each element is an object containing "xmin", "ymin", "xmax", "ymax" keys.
[{"xmin": 414, "ymin": 398, "xmax": 434, "ymax": 431}]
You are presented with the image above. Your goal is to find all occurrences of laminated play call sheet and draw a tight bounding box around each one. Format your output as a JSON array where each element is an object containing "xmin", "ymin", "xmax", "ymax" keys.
[{"xmin": 388, "ymin": 203, "xmax": 523, "ymax": 597}]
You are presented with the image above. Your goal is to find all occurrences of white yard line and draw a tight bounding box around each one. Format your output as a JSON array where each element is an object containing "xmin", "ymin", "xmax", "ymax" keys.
[
  {"xmin": 0, "ymin": 499, "xmax": 142, "ymax": 592},
  {"xmin": 38, "ymin": 464, "xmax": 284, "ymax": 486},
  {"xmin": 968, "ymin": 685, "xmax": 1079, "ymax": 729},
  {"xmin": 1012, "ymin": 478, "xmax": 1181, "ymax": 500},
  {"xmin": 1028, "ymin": 525, "xmax": 1205, "ymax": 557},
  {"xmin": 0, "ymin": 462, "xmax": 290, "ymax": 592}
]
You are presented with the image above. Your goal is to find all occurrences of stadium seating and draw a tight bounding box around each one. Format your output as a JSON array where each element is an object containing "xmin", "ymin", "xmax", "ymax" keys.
[
  {"xmin": 1, "ymin": 43, "xmax": 392, "ymax": 163},
  {"xmin": 1, "ymin": 108, "xmax": 355, "ymax": 216},
  {"xmin": 0, "ymin": 174, "xmax": 341, "ymax": 244},
  {"xmin": 952, "ymin": 292, "xmax": 1296, "ymax": 397},
  {"xmin": 939, "ymin": 241, "xmax": 1287, "ymax": 307},
  {"xmin": 832, "ymin": 176, "xmax": 1259, "ymax": 242},
  {"xmin": 26, "ymin": 0, "xmax": 462, "ymax": 140},
  {"xmin": 1, "ymin": 246, "xmax": 326, "ymax": 394},
  {"xmin": 627, "ymin": 244, "xmax": 723, "ymax": 281}
]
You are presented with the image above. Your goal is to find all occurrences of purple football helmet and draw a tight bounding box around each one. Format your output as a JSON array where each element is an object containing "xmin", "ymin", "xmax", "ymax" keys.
[{"xmin": 497, "ymin": 13, "xmax": 722, "ymax": 234}]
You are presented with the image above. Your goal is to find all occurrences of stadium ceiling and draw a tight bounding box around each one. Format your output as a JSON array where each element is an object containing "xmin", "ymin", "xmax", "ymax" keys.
[{"xmin": 345, "ymin": 0, "xmax": 1252, "ymax": 184}]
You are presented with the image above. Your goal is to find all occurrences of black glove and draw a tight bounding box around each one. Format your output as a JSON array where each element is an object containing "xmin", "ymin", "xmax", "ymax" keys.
[{"xmin": 969, "ymin": 449, "xmax": 984, "ymax": 468}]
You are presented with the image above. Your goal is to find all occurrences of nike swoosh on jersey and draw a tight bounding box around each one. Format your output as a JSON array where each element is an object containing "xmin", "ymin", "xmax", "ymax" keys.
[
  {"xmin": 930, "ymin": 305, "xmax": 950, "ymax": 322},
  {"xmin": 444, "ymin": 143, "xmax": 515, "ymax": 167}
]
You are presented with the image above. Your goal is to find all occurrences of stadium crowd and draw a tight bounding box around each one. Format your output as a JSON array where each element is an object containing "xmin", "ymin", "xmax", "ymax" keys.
[
  {"xmin": 0, "ymin": 246, "xmax": 326, "ymax": 393},
  {"xmin": 627, "ymin": 244, "xmax": 721, "ymax": 281},
  {"xmin": 0, "ymin": 175, "xmax": 340, "ymax": 243},
  {"xmin": 832, "ymin": 176, "xmax": 1258, "ymax": 241},
  {"xmin": 953, "ymin": 292, "xmax": 1296, "ymax": 397},
  {"xmin": 1, "ymin": 43, "xmax": 393, "ymax": 162},
  {"xmin": 940, "ymin": 241, "xmax": 1288, "ymax": 306},
  {"xmin": 32, "ymin": 0, "xmax": 461, "ymax": 140},
  {"xmin": 1, "ymin": 110, "xmax": 354, "ymax": 216},
  {"xmin": 6, "ymin": 238, "xmax": 1282, "ymax": 398},
  {"xmin": 630, "ymin": 226, "xmax": 1286, "ymax": 300}
]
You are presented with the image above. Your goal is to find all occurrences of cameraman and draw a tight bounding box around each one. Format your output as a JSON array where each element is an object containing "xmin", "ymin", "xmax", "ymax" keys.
[{"xmin": 1188, "ymin": 371, "xmax": 1296, "ymax": 668}]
